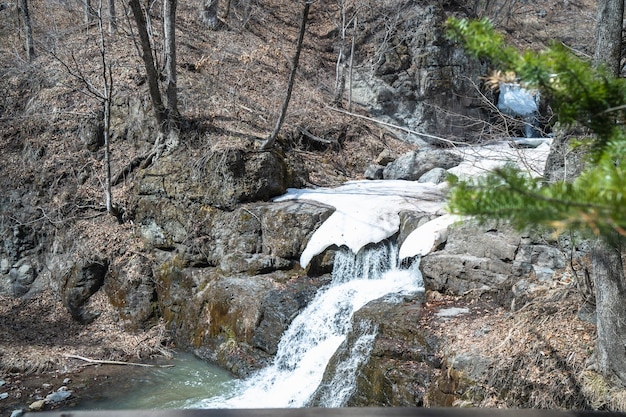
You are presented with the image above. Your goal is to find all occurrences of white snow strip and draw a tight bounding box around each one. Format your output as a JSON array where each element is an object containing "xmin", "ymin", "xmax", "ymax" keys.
[
  {"xmin": 398, "ymin": 213, "xmax": 461, "ymax": 260},
  {"xmin": 274, "ymin": 180, "xmax": 448, "ymax": 268},
  {"xmin": 448, "ymin": 141, "xmax": 552, "ymax": 180}
]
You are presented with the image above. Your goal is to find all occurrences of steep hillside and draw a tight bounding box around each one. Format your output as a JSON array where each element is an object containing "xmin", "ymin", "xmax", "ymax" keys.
[{"xmin": 0, "ymin": 0, "xmax": 604, "ymax": 412}]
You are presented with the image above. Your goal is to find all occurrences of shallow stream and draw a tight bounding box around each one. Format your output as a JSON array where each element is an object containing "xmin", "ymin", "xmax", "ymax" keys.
[{"xmin": 71, "ymin": 353, "xmax": 235, "ymax": 410}]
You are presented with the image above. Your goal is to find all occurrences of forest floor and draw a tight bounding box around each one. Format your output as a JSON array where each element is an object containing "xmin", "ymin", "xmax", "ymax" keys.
[{"xmin": 0, "ymin": 0, "xmax": 617, "ymax": 413}]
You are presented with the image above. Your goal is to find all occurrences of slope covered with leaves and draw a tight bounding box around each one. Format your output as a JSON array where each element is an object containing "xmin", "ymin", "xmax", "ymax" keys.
[{"xmin": 0, "ymin": 0, "xmax": 609, "ymax": 412}]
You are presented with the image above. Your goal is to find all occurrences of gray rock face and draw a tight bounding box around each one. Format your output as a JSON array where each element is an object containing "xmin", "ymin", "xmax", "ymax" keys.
[
  {"xmin": 252, "ymin": 276, "xmax": 328, "ymax": 355},
  {"xmin": 0, "ymin": 225, "xmax": 44, "ymax": 297},
  {"xmin": 137, "ymin": 147, "xmax": 306, "ymax": 211},
  {"xmin": 418, "ymin": 167, "xmax": 448, "ymax": 184},
  {"xmin": 9, "ymin": 262, "xmax": 36, "ymax": 297},
  {"xmin": 310, "ymin": 293, "xmax": 435, "ymax": 407},
  {"xmin": 79, "ymin": 112, "xmax": 104, "ymax": 151},
  {"xmin": 543, "ymin": 130, "xmax": 588, "ymax": 183},
  {"xmin": 349, "ymin": 1, "xmax": 487, "ymax": 141},
  {"xmin": 421, "ymin": 222, "xmax": 522, "ymax": 295},
  {"xmin": 419, "ymin": 220, "xmax": 582, "ymax": 302},
  {"xmin": 105, "ymin": 254, "xmax": 157, "ymax": 330},
  {"xmin": 364, "ymin": 164, "xmax": 384, "ymax": 180},
  {"xmin": 61, "ymin": 258, "xmax": 109, "ymax": 323},
  {"xmin": 383, "ymin": 149, "xmax": 462, "ymax": 181},
  {"xmin": 137, "ymin": 197, "xmax": 333, "ymax": 373}
]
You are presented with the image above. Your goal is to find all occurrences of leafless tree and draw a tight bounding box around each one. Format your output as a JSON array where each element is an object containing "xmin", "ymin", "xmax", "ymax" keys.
[
  {"xmin": 18, "ymin": 0, "xmax": 35, "ymax": 61},
  {"xmin": 50, "ymin": 0, "xmax": 116, "ymax": 216},
  {"xmin": 332, "ymin": 0, "xmax": 359, "ymax": 109},
  {"xmin": 262, "ymin": 1, "xmax": 312, "ymax": 150},
  {"xmin": 84, "ymin": 0, "xmax": 92, "ymax": 24},
  {"xmin": 593, "ymin": 0, "xmax": 624, "ymax": 75},
  {"xmin": 163, "ymin": 0, "xmax": 178, "ymax": 118},
  {"xmin": 107, "ymin": 0, "xmax": 116, "ymax": 35},
  {"xmin": 128, "ymin": 0, "xmax": 167, "ymax": 128}
]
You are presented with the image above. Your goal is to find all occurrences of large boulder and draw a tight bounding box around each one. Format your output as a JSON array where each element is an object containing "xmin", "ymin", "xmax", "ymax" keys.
[
  {"xmin": 420, "ymin": 221, "xmax": 523, "ymax": 295},
  {"xmin": 419, "ymin": 220, "xmax": 578, "ymax": 305},
  {"xmin": 105, "ymin": 254, "xmax": 157, "ymax": 330},
  {"xmin": 310, "ymin": 293, "xmax": 436, "ymax": 406},
  {"xmin": 383, "ymin": 149, "xmax": 462, "ymax": 181},
  {"xmin": 61, "ymin": 258, "xmax": 109, "ymax": 323},
  {"xmin": 136, "ymin": 147, "xmax": 304, "ymax": 211}
]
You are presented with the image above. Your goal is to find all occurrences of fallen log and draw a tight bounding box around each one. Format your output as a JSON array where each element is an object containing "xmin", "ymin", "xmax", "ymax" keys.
[{"xmin": 64, "ymin": 354, "xmax": 174, "ymax": 368}]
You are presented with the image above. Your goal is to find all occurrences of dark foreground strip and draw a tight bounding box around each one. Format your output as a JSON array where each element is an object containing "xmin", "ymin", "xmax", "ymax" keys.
[{"xmin": 25, "ymin": 409, "xmax": 626, "ymax": 417}]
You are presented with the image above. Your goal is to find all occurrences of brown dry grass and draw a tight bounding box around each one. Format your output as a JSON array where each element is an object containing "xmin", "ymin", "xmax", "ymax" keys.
[
  {"xmin": 0, "ymin": 290, "xmax": 171, "ymax": 375},
  {"xmin": 0, "ymin": 0, "xmax": 610, "ymax": 411},
  {"xmin": 420, "ymin": 258, "xmax": 626, "ymax": 411}
]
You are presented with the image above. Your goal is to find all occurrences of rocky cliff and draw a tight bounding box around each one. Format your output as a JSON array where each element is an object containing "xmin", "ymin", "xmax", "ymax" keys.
[{"xmin": 0, "ymin": 0, "xmax": 602, "ymax": 411}]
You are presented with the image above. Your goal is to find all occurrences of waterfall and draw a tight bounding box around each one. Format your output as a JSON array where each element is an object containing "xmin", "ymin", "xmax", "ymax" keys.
[
  {"xmin": 313, "ymin": 321, "xmax": 378, "ymax": 407},
  {"xmin": 192, "ymin": 240, "xmax": 423, "ymax": 409}
]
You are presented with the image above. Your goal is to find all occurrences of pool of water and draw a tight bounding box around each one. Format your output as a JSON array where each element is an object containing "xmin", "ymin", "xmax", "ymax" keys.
[{"xmin": 71, "ymin": 352, "xmax": 236, "ymax": 410}]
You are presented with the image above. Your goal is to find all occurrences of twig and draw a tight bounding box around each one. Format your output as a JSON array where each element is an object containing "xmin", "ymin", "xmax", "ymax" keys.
[{"xmin": 65, "ymin": 354, "xmax": 174, "ymax": 368}]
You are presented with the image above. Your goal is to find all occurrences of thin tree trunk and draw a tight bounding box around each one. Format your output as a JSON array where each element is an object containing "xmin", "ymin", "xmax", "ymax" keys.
[
  {"xmin": 19, "ymin": 0, "xmax": 35, "ymax": 62},
  {"xmin": 103, "ymin": 81, "xmax": 113, "ymax": 215},
  {"xmin": 128, "ymin": 0, "xmax": 166, "ymax": 129},
  {"xmin": 348, "ymin": 15, "xmax": 356, "ymax": 111},
  {"xmin": 98, "ymin": 0, "xmax": 113, "ymax": 216},
  {"xmin": 163, "ymin": 0, "xmax": 178, "ymax": 118},
  {"xmin": 593, "ymin": 0, "xmax": 624, "ymax": 75},
  {"xmin": 84, "ymin": 0, "xmax": 92, "ymax": 24},
  {"xmin": 333, "ymin": 0, "xmax": 346, "ymax": 107},
  {"xmin": 587, "ymin": 1, "xmax": 626, "ymax": 386},
  {"xmin": 590, "ymin": 238, "xmax": 626, "ymax": 383},
  {"xmin": 108, "ymin": 0, "xmax": 116, "ymax": 35},
  {"xmin": 262, "ymin": 1, "xmax": 310, "ymax": 151}
]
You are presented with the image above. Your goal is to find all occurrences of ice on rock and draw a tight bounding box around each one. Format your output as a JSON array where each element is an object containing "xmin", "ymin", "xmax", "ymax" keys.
[{"xmin": 274, "ymin": 180, "xmax": 448, "ymax": 267}]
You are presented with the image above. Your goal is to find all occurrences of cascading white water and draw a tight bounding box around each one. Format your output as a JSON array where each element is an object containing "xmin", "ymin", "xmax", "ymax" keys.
[
  {"xmin": 191, "ymin": 240, "xmax": 424, "ymax": 409},
  {"xmin": 313, "ymin": 321, "xmax": 378, "ymax": 407}
]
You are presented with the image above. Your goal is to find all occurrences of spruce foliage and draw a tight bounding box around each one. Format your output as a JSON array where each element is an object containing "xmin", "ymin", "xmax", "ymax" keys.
[{"xmin": 445, "ymin": 18, "xmax": 626, "ymax": 240}]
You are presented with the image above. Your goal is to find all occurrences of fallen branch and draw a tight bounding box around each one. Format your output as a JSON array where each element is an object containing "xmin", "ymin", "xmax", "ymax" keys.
[
  {"xmin": 65, "ymin": 354, "xmax": 174, "ymax": 368},
  {"xmin": 298, "ymin": 127, "xmax": 337, "ymax": 145},
  {"xmin": 327, "ymin": 105, "xmax": 466, "ymax": 147}
]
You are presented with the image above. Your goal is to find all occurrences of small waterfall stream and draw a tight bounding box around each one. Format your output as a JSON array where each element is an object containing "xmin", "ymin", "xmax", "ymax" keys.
[{"xmin": 192, "ymin": 240, "xmax": 423, "ymax": 408}]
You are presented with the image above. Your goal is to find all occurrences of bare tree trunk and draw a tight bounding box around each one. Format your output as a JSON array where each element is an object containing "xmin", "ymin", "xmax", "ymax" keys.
[
  {"xmin": 590, "ymin": 238, "xmax": 626, "ymax": 383},
  {"xmin": 128, "ymin": 0, "xmax": 167, "ymax": 128},
  {"xmin": 103, "ymin": 74, "xmax": 113, "ymax": 215},
  {"xmin": 585, "ymin": 2, "xmax": 626, "ymax": 386},
  {"xmin": 107, "ymin": 0, "xmax": 116, "ymax": 35},
  {"xmin": 333, "ymin": 0, "xmax": 346, "ymax": 107},
  {"xmin": 96, "ymin": 0, "xmax": 114, "ymax": 217},
  {"xmin": 84, "ymin": 0, "xmax": 92, "ymax": 24},
  {"xmin": 163, "ymin": 0, "xmax": 178, "ymax": 118},
  {"xmin": 19, "ymin": 0, "xmax": 35, "ymax": 62},
  {"xmin": 201, "ymin": 0, "xmax": 219, "ymax": 30},
  {"xmin": 348, "ymin": 15, "xmax": 356, "ymax": 111},
  {"xmin": 593, "ymin": 0, "xmax": 624, "ymax": 75},
  {"xmin": 262, "ymin": 1, "xmax": 310, "ymax": 151}
]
